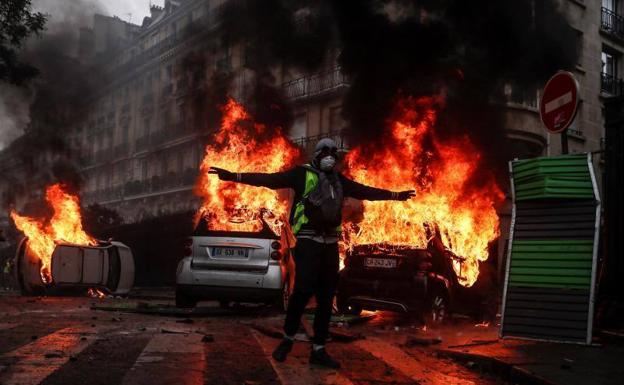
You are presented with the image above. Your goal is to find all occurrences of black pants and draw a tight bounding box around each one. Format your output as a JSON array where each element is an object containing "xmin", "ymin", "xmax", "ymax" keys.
[{"xmin": 284, "ymin": 238, "xmax": 339, "ymax": 345}]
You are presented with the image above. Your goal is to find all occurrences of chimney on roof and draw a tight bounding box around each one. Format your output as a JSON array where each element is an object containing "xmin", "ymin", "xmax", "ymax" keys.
[{"xmin": 150, "ymin": 4, "xmax": 164, "ymax": 19}]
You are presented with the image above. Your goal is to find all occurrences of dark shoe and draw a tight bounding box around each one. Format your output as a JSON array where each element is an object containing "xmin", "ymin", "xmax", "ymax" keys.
[
  {"xmin": 309, "ymin": 347, "xmax": 341, "ymax": 369},
  {"xmin": 272, "ymin": 338, "xmax": 293, "ymax": 362}
]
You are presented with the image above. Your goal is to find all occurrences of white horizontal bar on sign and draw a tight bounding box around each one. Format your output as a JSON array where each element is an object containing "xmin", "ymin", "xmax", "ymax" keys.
[{"xmin": 544, "ymin": 92, "xmax": 573, "ymax": 114}]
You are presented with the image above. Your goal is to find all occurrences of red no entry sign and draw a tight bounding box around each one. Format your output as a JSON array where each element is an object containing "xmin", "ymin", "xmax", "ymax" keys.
[{"xmin": 539, "ymin": 71, "xmax": 580, "ymax": 134}]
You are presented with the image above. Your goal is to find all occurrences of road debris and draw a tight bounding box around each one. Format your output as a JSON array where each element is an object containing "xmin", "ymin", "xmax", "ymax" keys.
[
  {"xmin": 44, "ymin": 350, "xmax": 64, "ymax": 358},
  {"xmin": 404, "ymin": 336, "xmax": 443, "ymax": 347},
  {"xmin": 447, "ymin": 339, "xmax": 498, "ymax": 349}
]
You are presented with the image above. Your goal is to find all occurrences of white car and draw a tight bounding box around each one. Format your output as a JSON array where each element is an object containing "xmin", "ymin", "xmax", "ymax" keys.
[{"xmin": 175, "ymin": 216, "xmax": 295, "ymax": 310}]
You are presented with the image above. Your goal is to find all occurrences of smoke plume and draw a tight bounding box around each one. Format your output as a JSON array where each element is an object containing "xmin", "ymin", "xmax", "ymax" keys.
[
  {"xmin": 0, "ymin": 0, "xmax": 108, "ymax": 198},
  {"xmin": 216, "ymin": 0, "xmax": 579, "ymax": 184}
]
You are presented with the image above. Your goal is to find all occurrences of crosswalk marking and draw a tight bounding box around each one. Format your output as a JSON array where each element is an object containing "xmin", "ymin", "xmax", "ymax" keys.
[
  {"xmin": 120, "ymin": 331, "xmax": 206, "ymax": 385},
  {"xmin": 0, "ymin": 325, "xmax": 104, "ymax": 385},
  {"xmin": 355, "ymin": 337, "xmax": 477, "ymax": 385},
  {"xmin": 0, "ymin": 323, "xmax": 19, "ymax": 331},
  {"xmin": 252, "ymin": 330, "xmax": 355, "ymax": 385}
]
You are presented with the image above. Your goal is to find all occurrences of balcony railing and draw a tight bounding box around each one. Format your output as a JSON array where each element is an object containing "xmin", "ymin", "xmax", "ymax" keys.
[
  {"xmin": 291, "ymin": 130, "xmax": 349, "ymax": 157},
  {"xmin": 283, "ymin": 67, "xmax": 349, "ymax": 100},
  {"xmin": 601, "ymin": 7, "xmax": 624, "ymax": 41},
  {"xmin": 85, "ymin": 169, "xmax": 198, "ymax": 203},
  {"xmin": 601, "ymin": 72, "xmax": 624, "ymax": 95}
]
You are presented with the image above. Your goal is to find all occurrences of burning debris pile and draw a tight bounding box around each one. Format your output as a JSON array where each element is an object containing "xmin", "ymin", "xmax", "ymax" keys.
[
  {"xmin": 194, "ymin": 98, "xmax": 301, "ymax": 235},
  {"xmin": 10, "ymin": 183, "xmax": 97, "ymax": 283},
  {"xmin": 343, "ymin": 96, "xmax": 504, "ymax": 287}
]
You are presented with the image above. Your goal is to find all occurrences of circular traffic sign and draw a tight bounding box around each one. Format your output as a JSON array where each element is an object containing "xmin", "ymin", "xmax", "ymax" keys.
[{"xmin": 539, "ymin": 71, "xmax": 580, "ymax": 134}]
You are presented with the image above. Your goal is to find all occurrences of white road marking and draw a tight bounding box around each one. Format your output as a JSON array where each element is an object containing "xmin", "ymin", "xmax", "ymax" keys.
[
  {"xmin": 252, "ymin": 330, "xmax": 355, "ymax": 385},
  {"xmin": 0, "ymin": 325, "xmax": 104, "ymax": 385},
  {"xmin": 0, "ymin": 323, "xmax": 19, "ymax": 331},
  {"xmin": 120, "ymin": 331, "xmax": 205, "ymax": 385},
  {"xmin": 355, "ymin": 337, "xmax": 476, "ymax": 385},
  {"xmin": 544, "ymin": 91, "xmax": 573, "ymax": 114}
]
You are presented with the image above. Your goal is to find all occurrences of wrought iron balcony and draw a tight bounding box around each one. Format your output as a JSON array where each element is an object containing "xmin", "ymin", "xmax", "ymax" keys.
[
  {"xmin": 601, "ymin": 7, "xmax": 624, "ymax": 41},
  {"xmin": 291, "ymin": 130, "xmax": 349, "ymax": 157},
  {"xmin": 601, "ymin": 72, "xmax": 624, "ymax": 95},
  {"xmin": 283, "ymin": 67, "xmax": 349, "ymax": 101}
]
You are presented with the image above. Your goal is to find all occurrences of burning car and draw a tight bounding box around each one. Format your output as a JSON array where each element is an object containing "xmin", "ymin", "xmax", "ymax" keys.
[
  {"xmin": 10, "ymin": 183, "xmax": 135, "ymax": 296},
  {"xmin": 337, "ymin": 230, "xmax": 469, "ymax": 324},
  {"xmin": 175, "ymin": 214, "xmax": 295, "ymax": 309},
  {"xmin": 16, "ymin": 237, "xmax": 135, "ymax": 296}
]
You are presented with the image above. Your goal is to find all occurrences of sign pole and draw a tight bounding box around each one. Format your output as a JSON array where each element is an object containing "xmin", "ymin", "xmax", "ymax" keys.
[{"xmin": 561, "ymin": 131, "xmax": 569, "ymax": 154}]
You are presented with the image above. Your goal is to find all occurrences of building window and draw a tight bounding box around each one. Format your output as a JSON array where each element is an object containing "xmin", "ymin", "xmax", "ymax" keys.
[
  {"xmin": 329, "ymin": 106, "xmax": 344, "ymax": 132},
  {"xmin": 602, "ymin": 0, "xmax": 624, "ymax": 40},
  {"xmin": 603, "ymin": 0, "xmax": 617, "ymax": 12},
  {"xmin": 290, "ymin": 113, "xmax": 308, "ymax": 141},
  {"xmin": 601, "ymin": 49, "xmax": 623, "ymax": 95}
]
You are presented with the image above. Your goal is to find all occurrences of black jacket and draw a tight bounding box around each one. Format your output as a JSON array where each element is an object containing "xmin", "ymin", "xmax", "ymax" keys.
[{"xmin": 236, "ymin": 165, "xmax": 397, "ymax": 228}]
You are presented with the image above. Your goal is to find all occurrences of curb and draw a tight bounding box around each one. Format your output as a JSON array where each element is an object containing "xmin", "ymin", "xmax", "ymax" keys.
[{"xmin": 436, "ymin": 348, "xmax": 558, "ymax": 385}]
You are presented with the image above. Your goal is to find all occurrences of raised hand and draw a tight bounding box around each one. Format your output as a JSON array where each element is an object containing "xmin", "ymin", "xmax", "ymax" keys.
[
  {"xmin": 396, "ymin": 190, "xmax": 416, "ymax": 201},
  {"xmin": 209, "ymin": 166, "xmax": 235, "ymax": 181}
]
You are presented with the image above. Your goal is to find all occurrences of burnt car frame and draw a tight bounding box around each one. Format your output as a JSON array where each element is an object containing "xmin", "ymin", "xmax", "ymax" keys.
[{"xmin": 337, "ymin": 231, "xmax": 488, "ymax": 324}]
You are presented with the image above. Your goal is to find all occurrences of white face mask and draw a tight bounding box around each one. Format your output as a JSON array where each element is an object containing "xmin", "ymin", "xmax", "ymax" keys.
[{"xmin": 320, "ymin": 155, "xmax": 336, "ymax": 171}]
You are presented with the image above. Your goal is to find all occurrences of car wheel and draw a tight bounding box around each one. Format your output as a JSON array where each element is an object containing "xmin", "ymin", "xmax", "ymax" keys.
[
  {"xmin": 425, "ymin": 289, "xmax": 449, "ymax": 326},
  {"xmin": 175, "ymin": 289, "xmax": 198, "ymax": 309},
  {"xmin": 337, "ymin": 293, "xmax": 361, "ymax": 315}
]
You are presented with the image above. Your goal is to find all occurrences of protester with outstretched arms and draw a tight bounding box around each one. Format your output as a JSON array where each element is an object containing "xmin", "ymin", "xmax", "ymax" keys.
[{"xmin": 210, "ymin": 138, "xmax": 414, "ymax": 368}]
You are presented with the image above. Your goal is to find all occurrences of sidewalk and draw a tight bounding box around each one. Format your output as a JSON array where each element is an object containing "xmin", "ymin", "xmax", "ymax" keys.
[{"xmin": 426, "ymin": 323, "xmax": 624, "ymax": 385}]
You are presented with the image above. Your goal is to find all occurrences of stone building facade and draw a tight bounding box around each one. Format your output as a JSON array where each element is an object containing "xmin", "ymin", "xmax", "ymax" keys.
[{"xmin": 0, "ymin": 0, "xmax": 613, "ymax": 254}]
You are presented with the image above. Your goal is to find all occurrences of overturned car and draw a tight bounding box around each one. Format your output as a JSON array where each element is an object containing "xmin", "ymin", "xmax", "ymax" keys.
[{"xmin": 16, "ymin": 238, "xmax": 135, "ymax": 296}]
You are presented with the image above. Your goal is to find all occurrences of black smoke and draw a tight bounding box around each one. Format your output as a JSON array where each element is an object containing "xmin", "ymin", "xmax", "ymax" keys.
[
  {"xmin": 1, "ymin": 0, "xmax": 108, "ymax": 201},
  {"xmin": 216, "ymin": 0, "xmax": 579, "ymax": 184}
]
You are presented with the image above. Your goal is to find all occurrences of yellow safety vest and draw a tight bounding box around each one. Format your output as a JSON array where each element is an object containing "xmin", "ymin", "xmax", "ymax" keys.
[{"xmin": 291, "ymin": 167, "xmax": 342, "ymax": 235}]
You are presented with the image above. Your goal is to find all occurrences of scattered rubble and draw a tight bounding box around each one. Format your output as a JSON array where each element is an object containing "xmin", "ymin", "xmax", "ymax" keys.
[{"xmin": 404, "ymin": 336, "xmax": 443, "ymax": 347}]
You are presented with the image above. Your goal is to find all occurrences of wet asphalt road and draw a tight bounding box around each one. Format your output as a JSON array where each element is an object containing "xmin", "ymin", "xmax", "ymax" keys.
[{"xmin": 0, "ymin": 292, "xmax": 506, "ymax": 385}]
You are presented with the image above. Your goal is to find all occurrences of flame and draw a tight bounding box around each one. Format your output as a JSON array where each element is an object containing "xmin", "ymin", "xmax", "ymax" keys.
[
  {"xmin": 195, "ymin": 98, "xmax": 301, "ymax": 234},
  {"xmin": 87, "ymin": 288, "xmax": 106, "ymax": 298},
  {"xmin": 343, "ymin": 96, "xmax": 504, "ymax": 287},
  {"xmin": 10, "ymin": 184, "xmax": 97, "ymax": 283}
]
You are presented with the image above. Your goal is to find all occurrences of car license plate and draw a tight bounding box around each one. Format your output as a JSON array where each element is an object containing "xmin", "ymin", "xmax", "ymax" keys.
[
  {"xmin": 210, "ymin": 247, "xmax": 249, "ymax": 258},
  {"xmin": 364, "ymin": 257, "xmax": 396, "ymax": 269}
]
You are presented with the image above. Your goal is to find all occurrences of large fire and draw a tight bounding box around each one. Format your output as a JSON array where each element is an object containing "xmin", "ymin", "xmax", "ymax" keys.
[
  {"xmin": 195, "ymin": 96, "xmax": 502, "ymax": 287},
  {"xmin": 343, "ymin": 96, "xmax": 504, "ymax": 286},
  {"xmin": 10, "ymin": 184, "xmax": 97, "ymax": 283},
  {"xmin": 195, "ymin": 98, "xmax": 301, "ymax": 234}
]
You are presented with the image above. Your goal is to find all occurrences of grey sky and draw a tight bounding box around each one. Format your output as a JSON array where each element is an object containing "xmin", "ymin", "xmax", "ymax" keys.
[{"xmin": 101, "ymin": 0, "xmax": 164, "ymax": 25}]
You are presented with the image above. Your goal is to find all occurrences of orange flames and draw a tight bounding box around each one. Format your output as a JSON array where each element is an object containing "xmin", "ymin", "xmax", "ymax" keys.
[
  {"xmin": 10, "ymin": 184, "xmax": 97, "ymax": 283},
  {"xmin": 195, "ymin": 97, "xmax": 502, "ymax": 287},
  {"xmin": 195, "ymin": 98, "xmax": 301, "ymax": 234},
  {"xmin": 343, "ymin": 96, "xmax": 504, "ymax": 287}
]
